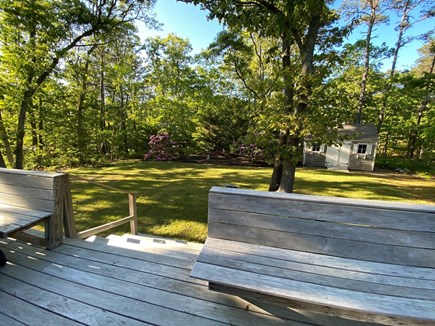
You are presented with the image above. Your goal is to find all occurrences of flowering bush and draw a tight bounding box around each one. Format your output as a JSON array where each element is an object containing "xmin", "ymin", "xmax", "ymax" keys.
[
  {"xmin": 237, "ymin": 143, "xmax": 265, "ymax": 161},
  {"xmin": 144, "ymin": 132, "xmax": 179, "ymax": 161}
]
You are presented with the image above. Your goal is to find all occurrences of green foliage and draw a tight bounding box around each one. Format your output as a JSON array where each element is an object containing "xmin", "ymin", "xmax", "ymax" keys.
[
  {"xmin": 0, "ymin": 0, "xmax": 157, "ymax": 168},
  {"xmin": 0, "ymin": 0, "xmax": 432, "ymax": 179},
  {"xmin": 375, "ymin": 156, "xmax": 435, "ymax": 177}
]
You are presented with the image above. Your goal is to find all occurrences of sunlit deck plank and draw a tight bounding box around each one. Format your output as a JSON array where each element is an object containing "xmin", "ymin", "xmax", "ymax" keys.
[{"xmin": 0, "ymin": 237, "xmax": 382, "ymax": 326}]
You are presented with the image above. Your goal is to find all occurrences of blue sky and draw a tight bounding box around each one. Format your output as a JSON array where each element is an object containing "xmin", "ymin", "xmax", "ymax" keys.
[
  {"xmin": 137, "ymin": 0, "xmax": 434, "ymax": 71},
  {"xmin": 137, "ymin": 1, "xmax": 223, "ymax": 54}
]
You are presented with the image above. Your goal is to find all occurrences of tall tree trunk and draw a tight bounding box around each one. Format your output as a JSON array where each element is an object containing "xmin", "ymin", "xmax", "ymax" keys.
[
  {"xmin": 37, "ymin": 97, "xmax": 44, "ymax": 149},
  {"xmin": 0, "ymin": 110, "xmax": 14, "ymax": 166},
  {"xmin": 38, "ymin": 120, "xmax": 44, "ymax": 149},
  {"xmin": 99, "ymin": 51, "xmax": 107, "ymax": 155},
  {"xmin": 77, "ymin": 45, "xmax": 97, "ymax": 164},
  {"xmin": 279, "ymin": 160, "xmax": 297, "ymax": 193},
  {"xmin": 382, "ymin": 130, "xmax": 390, "ymax": 156},
  {"xmin": 269, "ymin": 129, "xmax": 287, "ymax": 191},
  {"xmin": 407, "ymin": 53, "xmax": 434, "ymax": 158},
  {"xmin": 120, "ymin": 87, "xmax": 129, "ymax": 156},
  {"xmin": 277, "ymin": 11, "xmax": 321, "ymax": 193},
  {"xmin": 0, "ymin": 150, "xmax": 6, "ymax": 168},
  {"xmin": 269, "ymin": 32, "xmax": 293, "ymax": 192},
  {"xmin": 13, "ymin": 23, "xmax": 98, "ymax": 168},
  {"xmin": 356, "ymin": 6, "xmax": 376, "ymax": 124},
  {"xmin": 14, "ymin": 21, "xmax": 37, "ymax": 170},
  {"xmin": 15, "ymin": 90, "xmax": 34, "ymax": 169},
  {"xmin": 29, "ymin": 107, "xmax": 38, "ymax": 147},
  {"xmin": 378, "ymin": 0, "xmax": 411, "ymax": 131}
]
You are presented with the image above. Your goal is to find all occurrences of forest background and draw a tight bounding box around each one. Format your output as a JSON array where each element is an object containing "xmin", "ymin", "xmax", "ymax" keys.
[{"xmin": 0, "ymin": 0, "xmax": 433, "ymax": 187}]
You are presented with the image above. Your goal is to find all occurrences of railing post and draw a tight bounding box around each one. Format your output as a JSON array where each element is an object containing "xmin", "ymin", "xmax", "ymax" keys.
[
  {"xmin": 63, "ymin": 174, "xmax": 76, "ymax": 238},
  {"xmin": 129, "ymin": 193, "xmax": 138, "ymax": 235}
]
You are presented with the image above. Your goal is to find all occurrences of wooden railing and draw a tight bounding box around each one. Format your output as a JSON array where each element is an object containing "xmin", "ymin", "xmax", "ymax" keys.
[{"xmin": 68, "ymin": 175, "xmax": 138, "ymax": 240}]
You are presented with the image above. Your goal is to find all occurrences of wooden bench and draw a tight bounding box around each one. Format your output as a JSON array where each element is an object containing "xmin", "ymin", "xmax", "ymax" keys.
[
  {"xmin": 0, "ymin": 168, "xmax": 72, "ymax": 249},
  {"xmin": 191, "ymin": 186, "xmax": 435, "ymax": 325}
]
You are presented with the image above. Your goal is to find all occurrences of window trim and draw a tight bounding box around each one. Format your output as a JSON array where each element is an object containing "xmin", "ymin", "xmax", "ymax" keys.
[
  {"xmin": 311, "ymin": 144, "xmax": 321, "ymax": 152},
  {"xmin": 357, "ymin": 143, "xmax": 368, "ymax": 154},
  {"xmin": 354, "ymin": 143, "xmax": 373, "ymax": 156}
]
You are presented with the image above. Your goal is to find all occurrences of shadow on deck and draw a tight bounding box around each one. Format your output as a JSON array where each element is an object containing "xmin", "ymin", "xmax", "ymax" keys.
[{"xmin": 0, "ymin": 234, "xmax": 381, "ymax": 325}]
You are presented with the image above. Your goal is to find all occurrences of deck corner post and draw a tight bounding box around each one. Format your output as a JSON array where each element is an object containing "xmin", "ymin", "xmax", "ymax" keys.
[
  {"xmin": 129, "ymin": 193, "xmax": 138, "ymax": 235},
  {"xmin": 62, "ymin": 173, "xmax": 76, "ymax": 238}
]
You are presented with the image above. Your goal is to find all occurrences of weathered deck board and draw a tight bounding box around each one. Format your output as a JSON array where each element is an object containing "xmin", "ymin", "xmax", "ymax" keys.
[
  {"xmin": 0, "ymin": 204, "xmax": 51, "ymax": 238},
  {"xmin": 207, "ymin": 237, "xmax": 435, "ymax": 281},
  {"xmin": 198, "ymin": 247, "xmax": 435, "ymax": 298},
  {"xmin": 0, "ymin": 236, "xmax": 383, "ymax": 326},
  {"xmin": 0, "ymin": 312, "xmax": 26, "ymax": 326},
  {"xmin": 0, "ymin": 274, "xmax": 132, "ymax": 325}
]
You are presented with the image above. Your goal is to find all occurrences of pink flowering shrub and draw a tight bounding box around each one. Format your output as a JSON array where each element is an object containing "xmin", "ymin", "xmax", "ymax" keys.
[
  {"xmin": 144, "ymin": 132, "xmax": 179, "ymax": 161},
  {"xmin": 238, "ymin": 143, "xmax": 265, "ymax": 161}
]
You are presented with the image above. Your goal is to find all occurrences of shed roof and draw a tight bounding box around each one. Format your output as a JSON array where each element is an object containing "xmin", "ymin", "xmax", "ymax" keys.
[{"xmin": 338, "ymin": 124, "xmax": 378, "ymax": 142}]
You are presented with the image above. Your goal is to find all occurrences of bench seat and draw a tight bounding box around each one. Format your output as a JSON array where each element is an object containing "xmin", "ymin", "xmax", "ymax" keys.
[
  {"xmin": 192, "ymin": 238, "xmax": 435, "ymax": 323},
  {"xmin": 0, "ymin": 168, "xmax": 71, "ymax": 249},
  {"xmin": 0, "ymin": 203, "xmax": 52, "ymax": 238},
  {"xmin": 191, "ymin": 187, "xmax": 435, "ymax": 325}
]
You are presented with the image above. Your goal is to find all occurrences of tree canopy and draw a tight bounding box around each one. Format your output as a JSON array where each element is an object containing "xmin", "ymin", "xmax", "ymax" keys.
[{"xmin": 0, "ymin": 0, "xmax": 433, "ymax": 187}]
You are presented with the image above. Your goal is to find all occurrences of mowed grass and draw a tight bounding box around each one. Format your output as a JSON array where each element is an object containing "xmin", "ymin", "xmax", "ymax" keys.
[{"xmin": 67, "ymin": 160, "xmax": 435, "ymax": 243}]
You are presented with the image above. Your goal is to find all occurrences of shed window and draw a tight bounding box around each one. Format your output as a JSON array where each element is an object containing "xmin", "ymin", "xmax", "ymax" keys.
[
  {"xmin": 312, "ymin": 144, "xmax": 321, "ymax": 152},
  {"xmin": 357, "ymin": 144, "xmax": 368, "ymax": 154}
]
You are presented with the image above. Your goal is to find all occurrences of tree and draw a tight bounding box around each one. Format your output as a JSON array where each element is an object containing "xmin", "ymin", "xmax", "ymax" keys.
[
  {"xmin": 0, "ymin": 0, "xmax": 156, "ymax": 168},
  {"xmin": 181, "ymin": 0, "xmax": 342, "ymax": 192},
  {"xmin": 342, "ymin": 0, "xmax": 390, "ymax": 123},
  {"xmin": 407, "ymin": 38, "xmax": 434, "ymax": 159},
  {"xmin": 142, "ymin": 34, "xmax": 202, "ymax": 146},
  {"xmin": 378, "ymin": 0, "xmax": 433, "ymax": 136}
]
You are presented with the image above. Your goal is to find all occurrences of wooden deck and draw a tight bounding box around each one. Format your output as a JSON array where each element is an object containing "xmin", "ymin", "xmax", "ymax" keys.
[{"xmin": 0, "ymin": 233, "xmax": 383, "ymax": 326}]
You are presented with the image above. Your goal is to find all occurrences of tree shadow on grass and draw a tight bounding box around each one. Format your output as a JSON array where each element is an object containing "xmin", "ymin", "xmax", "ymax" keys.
[
  {"xmin": 69, "ymin": 161, "xmax": 271, "ymax": 242},
  {"xmin": 69, "ymin": 162, "xmax": 434, "ymax": 243}
]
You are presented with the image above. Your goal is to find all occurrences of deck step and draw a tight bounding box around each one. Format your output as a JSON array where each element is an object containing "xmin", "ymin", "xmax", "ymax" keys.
[
  {"xmin": 97, "ymin": 234, "xmax": 201, "ymax": 261},
  {"xmin": 122, "ymin": 233, "xmax": 203, "ymax": 251}
]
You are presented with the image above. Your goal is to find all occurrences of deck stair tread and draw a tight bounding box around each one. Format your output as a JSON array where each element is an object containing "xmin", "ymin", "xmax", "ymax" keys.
[
  {"xmin": 100, "ymin": 234, "xmax": 200, "ymax": 261},
  {"xmin": 124, "ymin": 233, "xmax": 203, "ymax": 250}
]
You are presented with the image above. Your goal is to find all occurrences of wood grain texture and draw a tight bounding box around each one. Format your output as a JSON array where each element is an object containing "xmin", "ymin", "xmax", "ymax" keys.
[
  {"xmin": 209, "ymin": 209, "xmax": 435, "ymax": 249},
  {"xmin": 0, "ymin": 193, "xmax": 53, "ymax": 212},
  {"xmin": 0, "ymin": 169, "xmax": 68, "ymax": 249},
  {"xmin": 0, "ymin": 236, "xmax": 342, "ymax": 326},
  {"xmin": 0, "ymin": 183, "xmax": 53, "ymax": 200},
  {"xmin": 199, "ymin": 244, "xmax": 435, "ymax": 292},
  {"xmin": 208, "ymin": 222, "xmax": 435, "ymax": 267},
  {"xmin": 62, "ymin": 174, "xmax": 76, "ymax": 238},
  {"xmin": 209, "ymin": 196, "xmax": 435, "ymax": 232},
  {"xmin": 209, "ymin": 186, "xmax": 435, "ymax": 214},
  {"xmin": 205, "ymin": 238, "xmax": 435, "ymax": 281},
  {"xmin": 191, "ymin": 187, "xmax": 435, "ymax": 324},
  {"xmin": 0, "ymin": 169, "xmax": 56, "ymax": 189},
  {"xmin": 191, "ymin": 262, "xmax": 435, "ymax": 323},
  {"xmin": 0, "ymin": 290, "xmax": 83, "ymax": 326}
]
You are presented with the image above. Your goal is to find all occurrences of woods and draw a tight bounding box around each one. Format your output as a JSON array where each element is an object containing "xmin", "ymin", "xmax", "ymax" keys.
[{"xmin": 0, "ymin": 0, "xmax": 433, "ymax": 191}]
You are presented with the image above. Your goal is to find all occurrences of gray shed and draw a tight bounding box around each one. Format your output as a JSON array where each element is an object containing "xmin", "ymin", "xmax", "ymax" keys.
[{"xmin": 303, "ymin": 124, "xmax": 378, "ymax": 171}]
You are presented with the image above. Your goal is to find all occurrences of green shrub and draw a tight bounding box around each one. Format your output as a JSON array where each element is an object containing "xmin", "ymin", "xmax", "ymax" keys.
[{"xmin": 375, "ymin": 156, "xmax": 434, "ymax": 177}]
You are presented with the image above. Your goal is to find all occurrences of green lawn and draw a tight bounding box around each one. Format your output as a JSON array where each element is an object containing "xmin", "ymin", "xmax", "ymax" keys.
[{"xmin": 67, "ymin": 160, "xmax": 435, "ymax": 243}]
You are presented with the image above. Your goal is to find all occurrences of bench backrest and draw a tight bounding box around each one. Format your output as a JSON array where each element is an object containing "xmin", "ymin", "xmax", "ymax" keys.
[
  {"xmin": 208, "ymin": 187, "xmax": 435, "ymax": 268},
  {"xmin": 0, "ymin": 168, "xmax": 65, "ymax": 213}
]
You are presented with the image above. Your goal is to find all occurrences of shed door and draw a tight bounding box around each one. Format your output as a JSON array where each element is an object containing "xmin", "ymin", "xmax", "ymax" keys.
[
  {"xmin": 326, "ymin": 145, "xmax": 339, "ymax": 167},
  {"xmin": 338, "ymin": 143, "xmax": 351, "ymax": 166},
  {"xmin": 326, "ymin": 143, "xmax": 351, "ymax": 167}
]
